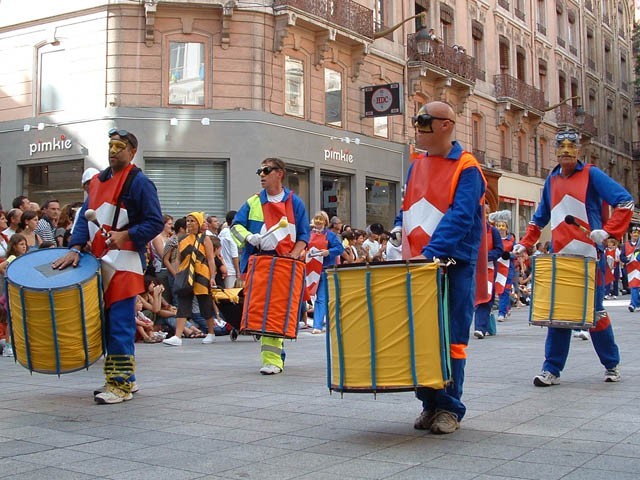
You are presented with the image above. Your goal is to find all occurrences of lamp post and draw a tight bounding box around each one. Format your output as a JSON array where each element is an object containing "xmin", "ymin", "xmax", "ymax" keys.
[
  {"xmin": 373, "ymin": 11, "xmax": 428, "ymax": 40},
  {"xmin": 543, "ymin": 95, "xmax": 586, "ymax": 128}
]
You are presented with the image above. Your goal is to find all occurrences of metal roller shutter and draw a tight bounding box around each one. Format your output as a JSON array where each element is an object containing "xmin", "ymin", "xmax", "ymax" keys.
[{"xmin": 144, "ymin": 158, "xmax": 227, "ymax": 219}]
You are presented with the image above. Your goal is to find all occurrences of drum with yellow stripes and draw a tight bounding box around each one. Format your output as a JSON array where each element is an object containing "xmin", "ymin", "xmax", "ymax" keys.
[
  {"xmin": 6, "ymin": 248, "xmax": 104, "ymax": 375},
  {"xmin": 240, "ymin": 255, "xmax": 306, "ymax": 339},
  {"xmin": 529, "ymin": 254, "xmax": 596, "ymax": 329},
  {"xmin": 325, "ymin": 260, "xmax": 450, "ymax": 394}
]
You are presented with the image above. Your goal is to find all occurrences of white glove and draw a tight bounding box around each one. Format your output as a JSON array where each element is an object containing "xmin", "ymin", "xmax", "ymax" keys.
[
  {"xmin": 389, "ymin": 226, "xmax": 402, "ymax": 248},
  {"xmin": 513, "ymin": 244, "xmax": 527, "ymax": 256},
  {"xmin": 245, "ymin": 233, "xmax": 261, "ymax": 247},
  {"xmin": 589, "ymin": 229, "xmax": 609, "ymax": 245}
]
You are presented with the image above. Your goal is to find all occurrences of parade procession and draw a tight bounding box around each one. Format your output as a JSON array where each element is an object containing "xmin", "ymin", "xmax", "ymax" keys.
[{"xmin": 1, "ymin": 1, "xmax": 639, "ymax": 478}]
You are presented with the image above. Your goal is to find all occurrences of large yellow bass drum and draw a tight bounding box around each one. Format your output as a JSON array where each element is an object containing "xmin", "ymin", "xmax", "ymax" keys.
[
  {"xmin": 6, "ymin": 248, "xmax": 104, "ymax": 375},
  {"xmin": 325, "ymin": 260, "xmax": 450, "ymax": 394}
]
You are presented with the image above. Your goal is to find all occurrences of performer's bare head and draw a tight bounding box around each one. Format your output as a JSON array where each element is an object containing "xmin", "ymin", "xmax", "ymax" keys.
[{"xmin": 413, "ymin": 101, "xmax": 456, "ymax": 154}]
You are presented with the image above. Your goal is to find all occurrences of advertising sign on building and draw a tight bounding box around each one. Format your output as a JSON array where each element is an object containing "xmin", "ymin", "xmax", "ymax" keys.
[{"xmin": 363, "ymin": 83, "xmax": 403, "ymax": 118}]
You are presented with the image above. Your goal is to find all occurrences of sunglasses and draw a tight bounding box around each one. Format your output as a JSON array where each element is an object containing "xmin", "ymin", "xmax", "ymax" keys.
[
  {"xmin": 256, "ymin": 166, "xmax": 281, "ymax": 176},
  {"xmin": 108, "ymin": 128, "xmax": 138, "ymax": 149},
  {"xmin": 555, "ymin": 130, "xmax": 579, "ymax": 146},
  {"xmin": 412, "ymin": 113, "xmax": 455, "ymax": 129}
]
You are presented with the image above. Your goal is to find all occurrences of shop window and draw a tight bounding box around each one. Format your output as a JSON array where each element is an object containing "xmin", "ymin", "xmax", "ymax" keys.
[
  {"xmin": 374, "ymin": 116, "xmax": 388, "ymax": 138},
  {"xmin": 39, "ymin": 49, "xmax": 67, "ymax": 113},
  {"xmin": 22, "ymin": 159, "xmax": 84, "ymax": 206},
  {"xmin": 365, "ymin": 178, "xmax": 397, "ymax": 230},
  {"xmin": 145, "ymin": 159, "xmax": 226, "ymax": 218},
  {"xmin": 325, "ymin": 68, "xmax": 342, "ymax": 127},
  {"xmin": 285, "ymin": 56, "xmax": 304, "ymax": 117},
  {"xmin": 284, "ymin": 166, "xmax": 310, "ymax": 211},
  {"xmin": 168, "ymin": 41, "xmax": 205, "ymax": 105},
  {"xmin": 321, "ymin": 172, "xmax": 351, "ymax": 226}
]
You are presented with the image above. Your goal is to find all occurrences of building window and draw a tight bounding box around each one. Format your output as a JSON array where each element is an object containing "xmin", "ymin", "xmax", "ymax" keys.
[
  {"xmin": 540, "ymin": 137, "xmax": 548, "ymax": 171},
  {"xmin": 374, "ymin": 0, "xmax": 388, "ymax": 34},
  {"xmin": 145, "ymin": 159, "xmax": 226, "ymax": 218},
  {"xmin": 537, "ymin": 0, "xmax": 546, "ymax": 34},
  {"xmin": 556, "ymin": 3, "xmax": 565, "ymax": 46},
  {"xmin": 22, "ymin": 159, "xmax": 84, "ymax": 206},
  {"xmin": 567, "ymin": 10, "xmax": 578, "ymax": 54},
  {"xmin": 538, "ymin": 59, "xmax": 548, "ymax": 99},
  {"xmin": 472, "ymin": 21, "xmax": 485, "ymax": 80},
  {"xmin": 558, "ymin": 71, "xmax": 566, "ymax": 100},
  {"xmin": 499, "ymin": 37, "xmax": 510, "ymax": 72},
  {"xmin": 440, "ymin": 4, "xmax": 454, "ymax": 45},
  {"xmin": 472, "ymin": 115, "xmax": 482, "ymax": 151},
  {"xmin": 374, "ymin": 116, "xmax": 388, "ymax": 138},
  {"xmin": 169, "ymin": 42, "xmax": 205, "ymax": 105},
  {"xmin": 285, "ymin": 56, "xmax": 304, "ymax": 117},
  {"xmin": 516, "ymin": 47, "xmax": 526, "ymax": 81},
  {"xmin": 325, "ymin": 68, "xmax": 342, "ymax": 127},
  {"xmin": 39, "ymin": 49, "xmax": 67, "ymax": 113},
  {"xmin": 366, "ymin": 178, "xmax": 397, "ymax": 229},
  {"xmin": 321, "ymin": 172, "xmax": 351, "ymax": 226}
]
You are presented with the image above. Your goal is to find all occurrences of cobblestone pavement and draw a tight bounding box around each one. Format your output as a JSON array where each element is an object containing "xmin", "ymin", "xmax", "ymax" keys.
[{"xmin": 0, "ymin": 299, "xmax": 638, "ymax": 479}]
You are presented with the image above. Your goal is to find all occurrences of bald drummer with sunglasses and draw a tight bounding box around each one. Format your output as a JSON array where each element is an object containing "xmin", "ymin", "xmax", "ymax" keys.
[
  {"xmin": 392, "ymin": 101, "xmax": 488, "ymax": 434},
  {"xmin": 515, "ymin": 128, "xmax": 634, "ymax": 387}
]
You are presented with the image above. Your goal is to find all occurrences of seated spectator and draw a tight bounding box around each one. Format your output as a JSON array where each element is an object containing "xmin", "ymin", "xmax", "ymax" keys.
[{"xmin": 135, "ymin": 296, "xmax": 163, "ymax": 343}]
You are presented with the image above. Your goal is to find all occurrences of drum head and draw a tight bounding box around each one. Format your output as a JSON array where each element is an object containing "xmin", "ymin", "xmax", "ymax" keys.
[{"xmin": 6, "ymin": 248, "xmax": 100, "ymax": 290}]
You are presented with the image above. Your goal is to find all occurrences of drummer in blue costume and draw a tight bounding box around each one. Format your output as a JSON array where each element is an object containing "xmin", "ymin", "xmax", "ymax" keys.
[
  {"xmin": 515, "ymin": 129, "xmax": 633, "ymax": 386},
  {"xmin": 392, "ymin": 101, "xmax": 487, "ymax": 434},
  {"xmin": 53, "ymin": 128, "xmax": 163, "ymax": 404}
]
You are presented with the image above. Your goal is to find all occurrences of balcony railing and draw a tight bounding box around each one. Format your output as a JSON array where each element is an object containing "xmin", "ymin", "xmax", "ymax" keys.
[
  {"xmin": 273, "ymin": 0, "xmax": 374, "ymax": 39},
  {"xmin": 407, "ymin": 36, "xmax": 477, "ymax": 83},
  {"xmin": 603, "ymin": 14, "xmax": 610, "ymax": 26},
  {"xmin": 515, "ymin": 8, "xmax": 525, "ymax": 21},
  {"xmin": 518, "ymin": 161, "xmax": 529, "ymax": 176},
  {"xmin": 606, "ymin": 71, "xmax": 613, "ymax": 83},
  {"xmin": 622, "ymin": 81, "xmax": 628, "ymax": 92},
  {"xmin": 475, "ymin": 67, "xmax": 486, "ymax": 81},
  {"xmin": 587, "ymin": 59, "xmax": 596, "ymax": 71},
  {"xmin": 541, "ymin": 167, "xmax": 550, "ymax": 178},
  {"xmin": 494, "ymin": 73, "xmax": 547, "ymax": 112},
  {"xmin": 557, "ymin": 37, "xmax": 565, "ymax": 48},
  {"xmin": 500, "ymin": 156, "xmax": 513, "ymax": 171},
  {"xmin": 537, "ymin": 23, "xmax": 547, "ymax": 35},
  {"xmin": 585, "ymin": 0, "xmax": 593, "ymax": 11},
  {"xmin": 624, "ymin": 141, "xmax": 631, "ymax": 154},
  {"xmin": 608, "ymin": 134, "xmax": 616, "ymax": 147},
  {"xmin": 569, "ymin": 45, "xmax": 577, "ymax": 56},
  {"xmin": 473, "ymin": 149, "xmax": 486, "ymax": 164},
  {"xmin": 498, "ymin": 0, "xmax": 509, "ymax": 10},
  {"xmin": 632, "ymin": 142, "xmax": 640, "ymax": 160}
]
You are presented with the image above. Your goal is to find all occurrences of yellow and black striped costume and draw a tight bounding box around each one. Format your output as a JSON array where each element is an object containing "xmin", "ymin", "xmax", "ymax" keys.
[{"xmin": 178, "ymin": 233, "xmax": 210, "ymax": 295}]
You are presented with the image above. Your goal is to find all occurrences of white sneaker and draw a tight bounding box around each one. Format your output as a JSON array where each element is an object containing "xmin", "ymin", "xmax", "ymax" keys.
[
  {"xmin": 259, "ymin": 364, "xmax": 282, "ymax": 375},
  {"xmin": 573, "ymin": 331, "xmax": 590, "ymax": 340},
  {"xmin": 94, "ymin": 384, "xmax": 133, "ymax": 404},
  {"xmin": 473, "ymin": 330, "xmax": 485, "ymax": 339},
  {"xmin": 94, "ymin": 381, "xmax": 139, "ymax": 396},
  {"xmin": 497, "ymin": 315, "xmax": 505, "ymax": 322},
  {"xmin": 533, "ymin": 370, "xmax": 560, "ymax": 387},
  {"xmin": 604, "ymin": 367, "xmax": 621, "ymax": 382},
  {"xmin": 162, "ymin": 335, "xmax": 182, "ymax": 346},
  {"xmin": 202, "ymin": 333, "xmax": 216, "ymax": 344}
]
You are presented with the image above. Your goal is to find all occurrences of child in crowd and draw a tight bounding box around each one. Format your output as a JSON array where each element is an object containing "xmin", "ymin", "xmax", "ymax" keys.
[
  {"xmin": 0, "ymin": 234, "xmax": 29, "ymax": 357},
  {"xmin": 135, "ymin": 295, "xmax": 163, "ymax": 343}
]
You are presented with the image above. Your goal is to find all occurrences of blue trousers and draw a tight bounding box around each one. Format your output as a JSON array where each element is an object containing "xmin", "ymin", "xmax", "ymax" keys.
[
  {"xmin": 630, "ymin": 287, "xmax": 640, "ymax": 309},
  {"xmin": 416, "ymin": 262, "xmax": 475, "ymax": 420},
  {"xmin": 312, "ymin": 274, "xmax": 328, "ymax": 331},
  {"xmin": 542, "ymin": 255, "xmax": 619, "ymax": 376}
]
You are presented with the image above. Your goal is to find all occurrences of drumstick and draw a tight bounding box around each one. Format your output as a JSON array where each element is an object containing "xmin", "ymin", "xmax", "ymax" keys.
[
  {"xmin": 564, "ymin": 215, "xmax": 590, "ymax": 234},
  {"xmin": 85, "ymin": 209, "xmax": 110, "ymax": 244},
  {"xmin": 260, "ymin": 217, "xmax": 288, "ymax": 241}
]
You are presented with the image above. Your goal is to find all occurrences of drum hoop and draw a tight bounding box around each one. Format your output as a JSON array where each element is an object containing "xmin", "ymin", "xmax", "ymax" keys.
[{"xmin": 327, "ymin": 259, "xmax": 434, "ymax": 272}]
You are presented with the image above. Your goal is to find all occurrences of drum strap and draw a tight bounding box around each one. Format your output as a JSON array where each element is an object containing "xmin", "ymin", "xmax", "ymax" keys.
[{"xmin": 110, "ymin": 166, "xmax": 141, "ymax": 231}]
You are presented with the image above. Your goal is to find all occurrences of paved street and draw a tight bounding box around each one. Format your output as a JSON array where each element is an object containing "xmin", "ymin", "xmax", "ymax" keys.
[{"xmin": 1, "ymin": 299, "xmax": 639, "ymax": 480}]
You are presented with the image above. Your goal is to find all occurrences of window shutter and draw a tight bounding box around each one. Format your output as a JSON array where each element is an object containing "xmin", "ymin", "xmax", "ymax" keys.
[{"xmin": 144, "ymin": 159, "xmax": 227, "ymax": 219}]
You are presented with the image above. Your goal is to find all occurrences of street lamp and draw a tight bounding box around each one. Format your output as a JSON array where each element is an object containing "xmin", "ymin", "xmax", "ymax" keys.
[{"xmin": 373, "ymin": 11, "xmax": 428, "ymax": 40}]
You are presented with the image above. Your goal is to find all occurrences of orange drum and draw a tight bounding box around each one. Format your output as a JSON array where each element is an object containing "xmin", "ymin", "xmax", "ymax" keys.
[{"xmin": 240, "ymin": 255, "xmax": 306, "ymax": 339}]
